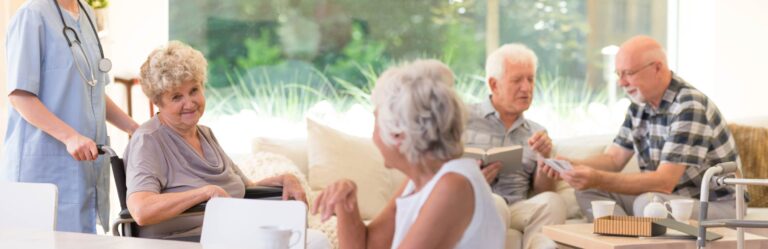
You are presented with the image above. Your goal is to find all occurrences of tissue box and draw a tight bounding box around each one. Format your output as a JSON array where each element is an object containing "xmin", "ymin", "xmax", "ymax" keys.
[{"xmin": 594, "ymin": 216, "xmax": 667, "ymax": 237}]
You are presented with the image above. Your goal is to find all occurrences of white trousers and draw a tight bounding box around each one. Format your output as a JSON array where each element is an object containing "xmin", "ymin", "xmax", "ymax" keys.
[{"xmin": 508, "ymin": 191, "xmax": 566, "ymax": 249}]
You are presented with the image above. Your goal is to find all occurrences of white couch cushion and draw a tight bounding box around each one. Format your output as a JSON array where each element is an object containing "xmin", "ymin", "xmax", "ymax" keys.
[
  {"xmin": 252, "ymin": 137, "xmax": 310, "ymax": 175},
  {"xmin": 306, "ymin": 118, "xmax": 406, "ymax": 220},
  {"xmin": 553, "ymin": 134, "xmax": 639, "ymax": 174}
]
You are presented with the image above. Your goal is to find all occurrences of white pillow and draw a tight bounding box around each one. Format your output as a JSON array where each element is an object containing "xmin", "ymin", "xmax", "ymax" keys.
[
  {"xmin": 552, "ymin": 134, "xmax": 614, "ymax": 160},
  {"xmin": 252, "ymin": 137, "xmax": 309, "ymax": 175},
  {"xmin": 306, "ymin": 118, "xmax": 405, "ymax": 220}
]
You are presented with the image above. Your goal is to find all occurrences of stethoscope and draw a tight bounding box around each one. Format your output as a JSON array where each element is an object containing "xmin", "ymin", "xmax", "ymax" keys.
[{"xmin": 52, "ymin": 0, "xmax": 112, "ymax": 87}]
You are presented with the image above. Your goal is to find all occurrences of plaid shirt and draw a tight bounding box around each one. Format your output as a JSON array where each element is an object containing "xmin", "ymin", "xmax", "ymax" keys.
[
  {"xmin": 464, "ymin": 96, "xmax": 545, "ymax": 205},
  {"xmin": 613, "ymin": 73, "xmax": 740, "ymax": 200}
]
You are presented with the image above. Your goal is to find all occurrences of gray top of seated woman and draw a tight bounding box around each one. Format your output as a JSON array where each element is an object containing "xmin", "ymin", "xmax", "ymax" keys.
[{"xmin": 123, "ymin": 116, "xmax": 250, "ymax": 239}]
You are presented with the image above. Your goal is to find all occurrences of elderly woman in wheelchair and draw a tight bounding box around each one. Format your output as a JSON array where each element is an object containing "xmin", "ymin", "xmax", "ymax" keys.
[{"xmin": 123, "ymin": 41, "xmax": 326, "ymax": 246}]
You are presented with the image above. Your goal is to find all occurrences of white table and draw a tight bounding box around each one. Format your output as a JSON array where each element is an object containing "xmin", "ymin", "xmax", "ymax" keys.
[{"xmin": 0, "ymin": 228, "xmax": 202, "ymax": 249}]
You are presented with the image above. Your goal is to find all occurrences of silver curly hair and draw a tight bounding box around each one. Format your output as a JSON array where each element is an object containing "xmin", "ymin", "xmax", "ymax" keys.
[
  {"xmin": 371, "ymin": 59, "xmax": 466, "ymax": 166},
  {"xmin": 140, "ymin": 40, "xmax": 208, "ymax": 104}
]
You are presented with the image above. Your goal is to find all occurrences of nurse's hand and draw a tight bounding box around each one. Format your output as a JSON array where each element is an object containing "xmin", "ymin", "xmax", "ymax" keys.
[{"xmin": 64, "ymin": 134, "xmax": 98, "ymax": 161}]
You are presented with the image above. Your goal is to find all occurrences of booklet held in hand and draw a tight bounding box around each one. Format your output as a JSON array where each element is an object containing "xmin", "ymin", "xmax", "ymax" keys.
[
  {"xmin": 543, "ymin": 158, "xmax": 573, "ymax": 173},
  {"xmin": 463, "ymin": 145, "xmax": 523, "ymax": 175}
]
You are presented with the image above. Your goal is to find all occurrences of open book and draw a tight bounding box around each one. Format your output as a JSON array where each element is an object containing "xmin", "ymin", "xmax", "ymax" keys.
[{"xmin": 463, "ymin": 145, "xmax": 523, "ymax": 175}]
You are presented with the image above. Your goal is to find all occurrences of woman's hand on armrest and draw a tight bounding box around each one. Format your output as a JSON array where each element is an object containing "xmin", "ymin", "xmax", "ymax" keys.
[
  {"xmin": 200, "ymin": 185, "xmax": 230, "ymax": 199},
  {"xmin": 280, "ymin": 174, "xmax": 307, "ymax": 203},
  {"xmin": 127, "ymin": 185, "xmax": 229, "ymax": 226},
  {"xmin": 252, "ymin": 174, "xmax": 307, "ymax": 203}
]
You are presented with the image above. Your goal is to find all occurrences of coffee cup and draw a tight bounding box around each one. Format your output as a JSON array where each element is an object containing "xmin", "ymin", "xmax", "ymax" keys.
[
  {"xmin": 253, "ymin": 226, "xmax": 301, "ymax": 249},
  {"xmin": 591, "ymin": 200, "xmax": 616, "ymax": 220},
  {"xmin": 666, "ymin": 199, "xmax": 694, "ymax": 222}
]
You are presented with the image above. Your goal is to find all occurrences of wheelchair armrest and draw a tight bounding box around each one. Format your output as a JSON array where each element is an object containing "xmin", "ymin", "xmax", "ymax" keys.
[
  {"xmin": 114, "ymin": 187, "xmax": 284, "ymax": 237},
  {"xmin": 119, "ymin": 208, "xmax": 133, "ymax": 219},
  {"xmin": 119, "ymin": 187, "xmax": 281, "ymax": 218},
  {"xmin": 244, "ymin": 186, "xmax": 283, "ymax": 199},
  {"xmin": 118, "ymin": 204, "xmax": 207, "ymax": 221},
  {"xmin": 176, "ymin": 187, "xmax": 282, "ymax": 215}
]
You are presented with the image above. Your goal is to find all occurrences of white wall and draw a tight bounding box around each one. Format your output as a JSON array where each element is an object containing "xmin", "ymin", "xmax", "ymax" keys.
[
  {"xmin": 676, "ymin": 0, "xmax": 768, "ymax": 120},
  {"xmin": 713, "ymin": 0, "xmax": 768, "ymax": 120},
  {"xmin": 674, "ymin": 0, "xmax": 717, "ymax": 96},
  {"xmin": 106, "ymin": 0, "xmax": 169, "ymax": 79}
]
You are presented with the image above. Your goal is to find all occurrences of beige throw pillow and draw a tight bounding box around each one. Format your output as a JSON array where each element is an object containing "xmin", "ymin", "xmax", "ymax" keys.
[
  {"xmin": 252, "ymin": 137, "xmax": 310, "ymax": 176},
  {"xmin": 306, "ymin": 118, "xmax": 406, "ymax": 220}
]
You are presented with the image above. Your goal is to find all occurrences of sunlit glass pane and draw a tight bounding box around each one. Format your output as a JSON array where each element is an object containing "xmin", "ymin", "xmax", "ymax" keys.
[{"xmin": 168, "ymin": 0, "xmax": 666, "ymax": 153}]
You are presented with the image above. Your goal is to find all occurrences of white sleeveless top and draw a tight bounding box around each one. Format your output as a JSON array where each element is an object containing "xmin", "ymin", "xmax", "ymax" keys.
[{"xmin": 391, "ymin": 158, "xmax": 505, "ymax": 249}]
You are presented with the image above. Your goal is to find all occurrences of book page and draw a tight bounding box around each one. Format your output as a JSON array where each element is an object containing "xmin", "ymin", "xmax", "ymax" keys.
[{"xmin": 463, "ymin": 147, "xmax": 487, "ymax": 162}]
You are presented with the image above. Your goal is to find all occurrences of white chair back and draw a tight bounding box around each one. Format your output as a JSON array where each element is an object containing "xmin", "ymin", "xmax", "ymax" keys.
[
  {"xmin": 0, "ymin": 181, "xmax": 58, "ymax": 230},
  {"xmin": 201, "ymin": 198, "xmax": 307, "ymax": 249}
]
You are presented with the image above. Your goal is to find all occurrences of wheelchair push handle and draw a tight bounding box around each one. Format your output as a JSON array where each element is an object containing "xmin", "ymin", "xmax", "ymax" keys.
[{"xmin": 97, "ymin": 144, "xmax": 118, "ymax": 157}]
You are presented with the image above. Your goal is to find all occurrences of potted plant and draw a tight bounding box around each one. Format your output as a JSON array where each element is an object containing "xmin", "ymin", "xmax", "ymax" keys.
[{"xmin": 86, "ymin": 0, "xmax": 109, "ymax": 31}]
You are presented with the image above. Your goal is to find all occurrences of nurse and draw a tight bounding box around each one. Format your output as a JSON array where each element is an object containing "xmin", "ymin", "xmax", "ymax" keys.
[{"xmin": 3, "ymin": 0, "xmax": 138, "ymax": 233}]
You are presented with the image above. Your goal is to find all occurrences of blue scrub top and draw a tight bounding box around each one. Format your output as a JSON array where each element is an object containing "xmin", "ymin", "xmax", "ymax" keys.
[{"xmin": 2, "ymin": 0, "xmax": 110, "ymax": 233}]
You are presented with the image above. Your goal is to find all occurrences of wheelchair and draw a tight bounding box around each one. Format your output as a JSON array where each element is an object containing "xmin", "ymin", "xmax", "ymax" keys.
[{"xmin": 98, "ymin": 145, "xmax": 284, "ymax": 241}]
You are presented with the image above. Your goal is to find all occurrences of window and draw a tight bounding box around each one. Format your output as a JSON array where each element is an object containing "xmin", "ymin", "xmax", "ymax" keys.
[{"xmin": 169, "ymin": 0, "xmax": 666, "ymax": 153}]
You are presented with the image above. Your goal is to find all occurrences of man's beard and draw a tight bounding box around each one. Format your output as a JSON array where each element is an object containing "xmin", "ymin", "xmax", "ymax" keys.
[{"xmin": 623, "ymin": 87, "xmax": 646, "ymax": 105}]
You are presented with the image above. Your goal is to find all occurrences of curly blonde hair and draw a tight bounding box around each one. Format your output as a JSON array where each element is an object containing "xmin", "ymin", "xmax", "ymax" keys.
[{"xmin": 139, "ymin": 41, "xmax": 208, "ymax": 104}]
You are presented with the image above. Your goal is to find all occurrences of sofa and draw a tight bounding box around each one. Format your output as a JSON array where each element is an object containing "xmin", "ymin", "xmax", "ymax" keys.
[{"xmin": 240, "ymin": 116, "xmax": 768, "ymax": 249}]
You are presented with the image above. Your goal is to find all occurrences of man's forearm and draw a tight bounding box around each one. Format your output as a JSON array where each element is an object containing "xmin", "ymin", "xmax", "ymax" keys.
[
  {"xmin": 574, "ymin": 153, "xmax": 623, "ymax": 172},
  {"xmin": 593, "ymin": 170, "xmax": 675, "ymax": 195}
]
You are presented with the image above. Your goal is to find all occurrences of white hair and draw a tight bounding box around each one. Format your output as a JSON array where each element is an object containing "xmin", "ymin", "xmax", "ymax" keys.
[
  {"xmin": 140, "ymin": 41, "xmax": 208, "ymax": 104},
  {"xmin": 371, "ymin": 59, "xmax": 466, "ymax": 166},
  {"xmin": 485, "ymin": 43, "xmax": 538, "ymax": 82}
]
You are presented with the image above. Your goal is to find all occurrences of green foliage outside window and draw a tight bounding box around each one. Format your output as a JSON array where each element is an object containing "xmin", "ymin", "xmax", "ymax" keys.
[
  {"xmin": 86, "ymin": 0, "xmax": 109, "ymax": 9},
  {"xmin": 170, "ymin": 0, "xmax": 660, "ymax": 131}
]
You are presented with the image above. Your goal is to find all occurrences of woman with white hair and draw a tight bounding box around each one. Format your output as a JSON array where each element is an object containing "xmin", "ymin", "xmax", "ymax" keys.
[
  {"xmin": 312, "ymin": 59, "xmax": 505, "ymax": 248},
  {"xmin": 123, "ymin": 41, "xmax": 329, "ymax": 247}
]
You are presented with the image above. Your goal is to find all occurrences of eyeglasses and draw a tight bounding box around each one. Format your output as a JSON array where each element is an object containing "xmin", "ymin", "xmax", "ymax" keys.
[{"xmin": 615, "ymin": 62, "xmax": 656, "ymax": 80}]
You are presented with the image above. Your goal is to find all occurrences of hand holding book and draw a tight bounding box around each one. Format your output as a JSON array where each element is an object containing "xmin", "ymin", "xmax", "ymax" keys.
[{"xmin": 463, "ymin": 145, "xmax": 523, "ymax": 177}]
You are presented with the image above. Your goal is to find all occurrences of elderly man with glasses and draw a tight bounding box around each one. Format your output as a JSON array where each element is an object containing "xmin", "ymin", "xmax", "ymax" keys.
[{"xmin": 543, "ymin": 35, "xmax": 742, "ymax": 221}]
